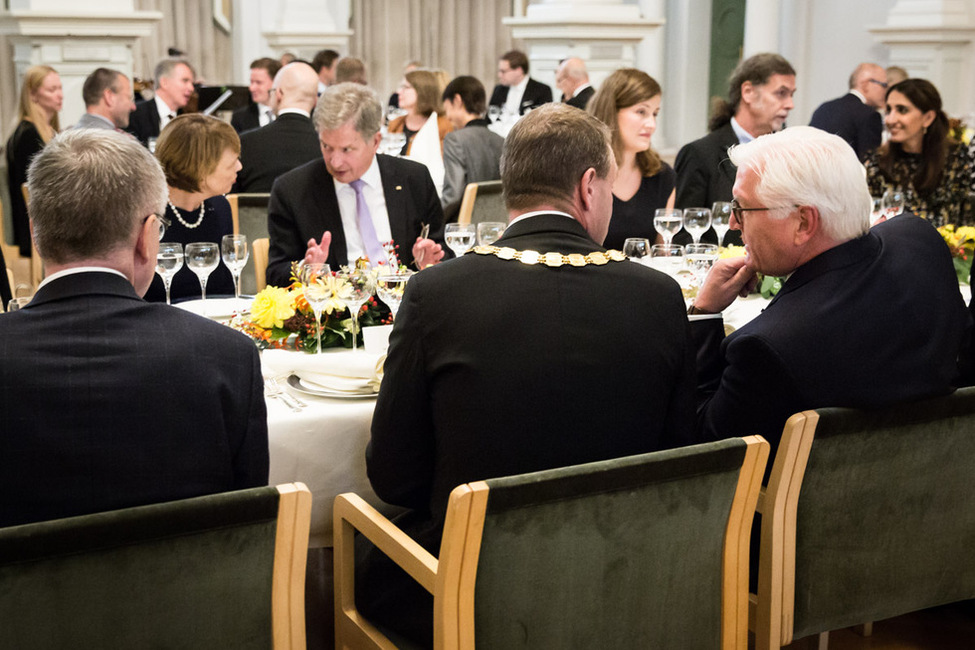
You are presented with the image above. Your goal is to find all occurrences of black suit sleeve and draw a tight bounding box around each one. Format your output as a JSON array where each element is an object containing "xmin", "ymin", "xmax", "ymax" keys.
[
  {"xmin": 233, "ymin": 345, "xmax": 270, "ymax": 487},
  {"xmin": 266, "ymin": 176, "xmax": 308, "ymax": 287},
  {"xmin": 674, "ymin": 141, "xmax": 711, "ymax": 209},
  {"xmin": 855, "ymin": 110, "xmax": 883, "ymax": 161}
]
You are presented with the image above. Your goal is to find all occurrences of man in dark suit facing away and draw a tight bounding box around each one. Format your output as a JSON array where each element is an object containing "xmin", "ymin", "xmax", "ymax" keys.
[
  {"xmin": 809, "ymin": 62, "xmax": 886, "ymax": 161},
  {"xmin": 0, "ymin": 129, "xmax": 269, "ymax": 528}
]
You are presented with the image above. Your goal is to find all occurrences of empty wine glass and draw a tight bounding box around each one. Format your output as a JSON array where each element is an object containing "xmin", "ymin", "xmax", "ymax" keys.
[
  {"xmin": 883, "ymin": 188, "xmax": 906, "ymax": 220},
  {"xmin": 301, "ymin": 263, "xmax": 331, "ymax": 354},
  {"xmin": 336, "ymin": 267, "xmax": 376, "ymax": 352},
  {"xmin": 653, "ymin": 209, "xmax": 683, "ymax": 247},
  {"xmin": 445, "ymin": 223, "xmax": 477, "ymax": 257},
  {"xmin": 155, "ymin": 241, "xmax": 184, "ymax": 305},
  {"xmin": 477, "ymin": 221, "xmax": 506, "ymax": 246},
  {"xmin": 683, "ymin": 207, "xmax": 712, "ymax": 245},
  {"xmin": 711, "ymin": 202, "xmax": 733, "ymax": 246},
  {"xmin": 376, "ymin": 271, "xmax": 413, "ymax": 320},
  {"xmin": 221, "ymin": 234, "xmax": 248, "ymax": 312},
  {"xmin": 623, "ymin": 238, "xmax": 652, "ymax": 264},
  {"xmin": 685, "ymin": 243, "xmax": 720, "ymax": 283},
  {"xmin": 184, "ymin": 242, "xmax": 219, "ymax": 314}
]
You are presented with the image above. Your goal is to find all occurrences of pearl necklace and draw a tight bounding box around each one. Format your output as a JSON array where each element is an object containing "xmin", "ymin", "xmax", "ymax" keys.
[{"xmin": 168, "ymin": 198, "xmax": 206, "ymax": 229}]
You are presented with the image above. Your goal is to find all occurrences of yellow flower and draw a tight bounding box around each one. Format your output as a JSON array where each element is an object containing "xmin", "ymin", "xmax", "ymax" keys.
[
  {"xmin": 318, "ymin": 275, "xmax": 353, "ymax": 315},
  {"xmin": 719, "ymin": 245, "xmax": 747, "ymax": 259},
  {"xmin": 250, "ymin": 286, "xmax": 296, "ymax": 328}
]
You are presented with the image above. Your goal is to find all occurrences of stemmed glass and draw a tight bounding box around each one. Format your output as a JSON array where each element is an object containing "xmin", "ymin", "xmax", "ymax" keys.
[
  {"xmin": 487, "ymin": 105, "xmax": 501, "ymax": 123},
  {"xmin": 711, "ymin": 202, "xmax": 733, "ymax": 246},
  {"xmin": 883, "ymin": 188, "xmax": 906, "ymax": 220},
  {"xmin": 653, "ymin": 209, "xmax": 683, "ymax": 247},
  {"xmin": 445, "ymin": 223, "xmax": 477, "ymax": 257},
  {"xmin": 221, "ymin": 234, "xmax": 249, "ymax": 312},
  {"xmin": 623, "ymin": 238, "xmax": 651, "ymax": 264},
  {"xmin": 477, "ymin": 221, "xmax": 506, "ymax": 246},
  {"xmin": 376, "ymin": 271, "xmax": 413, "ymax": 320},
  {"xmin": 336, "ymin": 268, "xmax": 376, "ymax": 352},
  {"xmin": 185, "ymin": 242, "xmax": 219, "ymax": 314},
  {"xmin": 650, "ymin": 244, "xmax": 685, "ymax": 276},
  {"xmin": 871, "ymin": 196, "xmax": 885, "ymax": 223},
  {"xmin": 155, "ymin": 241, "xmax": 184, "ymax": 305},
  {"xmin": 301, "ymin": 263, "xmax": 331, "ymax": 355},
  {"xmin": 683, "ymin": 207, "xmax": 712, "ymax": 245},
  {"xmin": 685, "ymin": 243, "xmax": 720, "ymax": 283}
]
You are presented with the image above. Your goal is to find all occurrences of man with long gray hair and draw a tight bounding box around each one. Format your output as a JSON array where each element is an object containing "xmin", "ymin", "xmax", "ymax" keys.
[{"xmin": 0, "ymin": 129, "xmax": 268, "ymax": 528}]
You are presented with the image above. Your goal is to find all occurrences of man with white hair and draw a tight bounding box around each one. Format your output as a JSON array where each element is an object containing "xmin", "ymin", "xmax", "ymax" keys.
[
  {"xmin": 0, "ymin": 129, "xmax": 268, "ymax": 527},
  {"xmin": 555, "ymin": 57, "xmax": 594, "ymax": 110},
  {"xmin": 689, "ymin": 126, "xmax": 968, "ymax": 461},
  {"xmin": 126, "ymin": 58, "xmax": 196, "ymax": 146}
]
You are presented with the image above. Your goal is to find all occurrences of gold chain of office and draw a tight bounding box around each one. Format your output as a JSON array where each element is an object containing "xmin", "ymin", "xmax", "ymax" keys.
[{"xmin": 465, "ymin": 245, "xmax": 627, "ymax": 267}]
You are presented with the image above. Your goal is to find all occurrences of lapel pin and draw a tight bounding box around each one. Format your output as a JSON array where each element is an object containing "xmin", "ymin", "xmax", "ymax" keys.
[{"xmin": 395, "ymin": 185, "xmax": 402, "ymax": 190}]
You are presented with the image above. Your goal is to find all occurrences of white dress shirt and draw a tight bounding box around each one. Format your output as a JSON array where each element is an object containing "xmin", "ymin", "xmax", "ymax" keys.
[
  {"xmin": 258, "ymin": 103, "xmax": 274, "ymax": 127},
  {"xmin": 504, "ymin": 76, "xmax": 529, "ymax": 116},
  {"xmin": 154, "ymin": 96, "xmax": 177, "ymax": 131},
  {"xmin": 333, "ymin": 157, "xmax": 393, "ymax": 263}
]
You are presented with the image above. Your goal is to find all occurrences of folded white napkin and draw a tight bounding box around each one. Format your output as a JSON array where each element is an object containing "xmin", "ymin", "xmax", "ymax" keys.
[
  {"xmin": 262, "ymin": 349, "xmax": 385, "ymax": 394},
  {"xmin": 406, "ymin": 113, "xmax": 445, "ymax": 197}
]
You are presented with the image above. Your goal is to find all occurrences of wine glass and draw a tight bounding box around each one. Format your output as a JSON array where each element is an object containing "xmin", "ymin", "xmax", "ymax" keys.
[
  {"xmin": 155, "ymin": 241, "xmax": 184, "ymax": 305},
  {"xmin": 487, "ymin": 105, "xmax": 501, "ymax": 123},
  {"xmin": 383, "ymin": 132, "xmax": 406, "ymax": 156},
  {"xmin": 653, "ymin": 209, "xmax": 683, "ymax": 247},
  {"xmin": 685, "ymin": 243, "xmax": 719, "ymax": 283},
  {"xmin": 221, "ymin": 234, "xmax": 248, "ymax": 312},
  {"xmin": 376, "ymin": 271, "xmax": 413, "ymax": 320},
  {"xmin": 300, "ymin": 263, "xmax": 331, "ymax": 354},
  {"xmin": 871, "ymin": 196, "xmax": 885, "ymax": 223},
  {"xmin": 477, "ymin": 221, "xmax": 506, "ymax": 246},
  {"xmin": 184, "ymin": 242, "xmax": 219, "ymax": 314},
  {"xmin": 623, "ymin": 238, "xmax": 651, "ymax": 264},
  {"xmin": 650, "ymin": 244, "xmax": 685, "ymax": 276},
  {"xmin": 883, "ymin": 188, "xmax": 906, "ymax": 220},
  {"xmin": 683, "ymin": 207, "xmax": 712, "ymax": 245},
  {"xmin": 711, "ymin": 202, "xmax": 733, "ymax": 246},
  {"xmin": 445, "ymin": 223, "xmax": 477, "ymax": 257},
  {"xmin": 336, "ymin": 268, "xmax": 376, "ymax": 352},
  {"xmin": 6, "ymin": 297, "xmax": 30, "ymax": 312}
]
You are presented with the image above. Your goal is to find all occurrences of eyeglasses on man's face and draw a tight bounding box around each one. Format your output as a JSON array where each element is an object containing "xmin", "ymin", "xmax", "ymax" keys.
[
  {"xmin": 143, "ymin": 213, "xmax": 171, "ymax": 241},
  {"xmin": 868, "ymin": 78, "xmax": 888, "ymax": 89},
  {"xmin": 729, "ymin": 199, "xmax": 800, "ymax": 225}
]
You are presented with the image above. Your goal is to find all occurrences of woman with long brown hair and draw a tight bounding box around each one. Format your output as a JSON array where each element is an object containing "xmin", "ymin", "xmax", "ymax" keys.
[{"xmin": 5, "ymin": 65, "xmax": 62, "ymax": 257}]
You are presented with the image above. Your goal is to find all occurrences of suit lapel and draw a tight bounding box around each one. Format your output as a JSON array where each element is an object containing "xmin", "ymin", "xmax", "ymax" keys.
[
  {"xmin": 312, "ymin": 163, "xmax": 348, "ymax": 268},
  {"xmin": 377, "ymin": 155, "xmax": 410, "ymax": 257}
]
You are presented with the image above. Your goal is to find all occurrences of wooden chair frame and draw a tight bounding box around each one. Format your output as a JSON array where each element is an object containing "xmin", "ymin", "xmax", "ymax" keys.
[
  {"xmin": 335, "ymin": 437, "xmax": 768, "ymax": 649},
  {"xmin": 20, "ymin": 183, "xmax": 43, "ymax": 289},
  {"xmin": 273, "ymin": 482, "xmax": 315, "ymax": 649},
  {"xmin": 253, "ymin": 237, "xmax": 270, "ymax": 291},
  {"xmin": 456, "ymin": 180, "xmax": 503, "ymax": 226}
]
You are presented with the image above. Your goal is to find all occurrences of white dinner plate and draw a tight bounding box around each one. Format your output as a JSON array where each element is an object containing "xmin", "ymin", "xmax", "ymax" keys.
[
  {"xmin": 176, "ymin": 297, "xmax": 251, "ymax": 320},
  {"xmin": 286, "ymin": 374, "xmax": 379, "ymax": 400}
]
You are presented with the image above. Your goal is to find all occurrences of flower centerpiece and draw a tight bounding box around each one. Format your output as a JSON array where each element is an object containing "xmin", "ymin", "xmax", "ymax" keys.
[
  {"xmin": 237, "ymin": 259, "xmax": 397, "ymax": 352},
  {"xmin": 938, "ymin": 224, "xmax": 975, "ymax": 284}
]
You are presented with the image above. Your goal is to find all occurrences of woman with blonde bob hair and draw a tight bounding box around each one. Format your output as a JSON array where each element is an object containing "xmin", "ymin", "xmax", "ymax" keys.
[
  {"xmin": 143, "ymin": 113, "xmax": 243, "ymax": 303},
  {"xmin": 588, "ymin": 68, "xmax": 676, "ymax": 249},
  {"xmin": 6, "ymin": 65, "xmax": 63, "ymax": 256}
]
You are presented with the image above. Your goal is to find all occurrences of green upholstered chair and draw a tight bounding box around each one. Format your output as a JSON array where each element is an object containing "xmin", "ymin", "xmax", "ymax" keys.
[
  {"xmin": 335, "ymin": 436, "xmax": 768, "ymax": 649},
  {"xmin": 0, "ymin": 482, "xmax": 312, "ymax": 650},
  {"xmin": 228, "ymin": 192, "xmax": 271, "ymax": 295},
  {"xmin": 752, "ymin": 387, "xmax": 975, "ymax": 649},
  {"xmin": 456, "ymin": 181, "xmax": 505, "ymax": 227}
]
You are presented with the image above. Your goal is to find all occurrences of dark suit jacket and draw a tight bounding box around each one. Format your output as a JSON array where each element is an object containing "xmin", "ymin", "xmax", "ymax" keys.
[
  {"xmin": 124, "ymin": 100, "xmax": 162, "ymax": 146},
  {"xmin": 809, "ymin": 93, "xmax": 883, "ymax": 160},
  {"xmin": 0, "ymin": 244, "xmax": 10, "ymax": 307},
  {"xmin": 231, "ymin": 103, "xmax": 261, "ymax": 133},
  {"xmin": 488, "ymin": 77, "xmax": 553, "ymax": 114},
  {"xmin": 266, "ymin": 155, "xmax": 445, "ymax": 286},
  {"xmin": 674, "ymin": 121, "xmax": 743, "ymax": 246},
  {"xmin": 360, "ymin": 214, "xmax": 697, "ymax": 644},
  {"xmin": 694, "ymin": 216, "xmax": 970, "ymax": 466},
  {"xmin": 233, "ymin": 113, "xmax": 321, "ymax": 193},
  {"xmin": 566, "ymin": 85, "xmax": 595, "ymax": 110},
  {"xmin": 0, "ymin": 271, "xmax": 269, "ymax": 527}
]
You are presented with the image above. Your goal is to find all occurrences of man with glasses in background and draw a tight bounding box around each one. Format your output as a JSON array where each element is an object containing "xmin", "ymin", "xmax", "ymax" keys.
[
  {"xmin": 809, "ymin": 62, "xmax": 887, "ymax": 160},
  {"xmin": 687, "ymin": 126, "xmax": 968, "ymax": 466},
  {"xmin": 0, "ymin": 129, "xmax": 268, "ymax": 528}
]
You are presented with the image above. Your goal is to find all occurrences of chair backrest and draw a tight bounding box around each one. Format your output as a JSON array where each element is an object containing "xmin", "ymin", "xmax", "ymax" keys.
[
  {"xmin": 753, "ymin": 387, "xmax": 975, "ymax": 648},
  {"xmin": 444, "ymin": 436, "xmax": 767, "ymax": 649},
  {"xmin": 253, "ymin": 237, "xmax": 270, "ymax": 292},
  {"xmin": 456, "ymin": 180, "xmax": 505, "ymax": 226},
  {"xmin": 228, "ymin": 193, "xmax": 272, "ymax": 295},
  {"xmin": 0, "ymin": 482, "xmax": 312, "ymax": 650}
]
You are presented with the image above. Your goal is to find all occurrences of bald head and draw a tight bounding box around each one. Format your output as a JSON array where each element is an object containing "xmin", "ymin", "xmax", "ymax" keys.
[
  {"xmin": 556, "ymin": 57, "xmax": 589, "ymax": 99},
  {"xmin": 849, "ymin": 62, "xmax": 887, "ymax": 109},
  {"xmin": 272, "ymin": 62, "xmax": 320, "ymax": 114}
]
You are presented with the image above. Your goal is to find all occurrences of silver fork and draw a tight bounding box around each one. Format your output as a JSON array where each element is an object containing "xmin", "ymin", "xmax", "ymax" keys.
[
  {"xmin": 264, "ymin": 378, "xmax": 303, "ymax": 411},
  {"xmin": 272, "ymin": 377, "xmax": 308, "ymax": 408}
]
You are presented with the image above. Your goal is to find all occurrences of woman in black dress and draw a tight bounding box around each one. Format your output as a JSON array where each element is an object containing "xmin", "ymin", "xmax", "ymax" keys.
[
  {"xmin": 588, "ymin": 68, "xmax": 675, "ymax": 250},
  {"xmin": 5, "ymin": 65, "xmax": 62, "ymax": 257},
  {"xmin": 144, "ymin": 114, "xmax": 242, "ymax": 303}
]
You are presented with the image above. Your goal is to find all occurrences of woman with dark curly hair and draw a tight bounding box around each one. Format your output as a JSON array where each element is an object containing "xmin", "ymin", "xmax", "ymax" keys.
[{"xmin": 864, "ymin": 78, "xmax": 975, "ymax": 226}]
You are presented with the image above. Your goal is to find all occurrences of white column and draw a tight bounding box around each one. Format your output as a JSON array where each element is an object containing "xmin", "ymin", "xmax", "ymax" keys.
[
  {"xmin": 260, "ymin": 0, "xmax": 352, "ymax": 69},
  {"xmin": 742, "ymin": 0, "xmax": 781, "ymax": 57}
]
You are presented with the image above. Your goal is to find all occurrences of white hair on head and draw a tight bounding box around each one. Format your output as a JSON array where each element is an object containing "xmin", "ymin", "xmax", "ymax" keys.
[{"xmin": 728, "ymin": 126, "xmax": 871, "ymax": 242}]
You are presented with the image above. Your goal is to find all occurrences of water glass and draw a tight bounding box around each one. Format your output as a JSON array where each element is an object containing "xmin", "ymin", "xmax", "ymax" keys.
[
  {"xmin": 711, "ymin": 202, "xmax": 733, "ymax": 246},
  {"xmin": 623, "ymin": 238, "xmax": 652, "ymax": 264},
  {"xmin": 301, "ymin": 263, "xmax": 331, "ymax": 354},
  {"xmin": 336, "ymin": 268, "xmax": 376, "ymax": 352},
  {"xmin": 650, "ymin": 244, "xmax": 685, "ymax": 276},
  {"xmin": 155, "ymin": 241, "xmax": 184, "ymax": 305},
  {"xmin": 185, "ymin": 242, "xmax": 219, "ymax": 313},
  {"xmin": 477, "ymin": 221, "xmax": 506, "ymax": 246},
  {"xmin": 221, "ymin": 234, "xmax": 249, "ymax": 311},
  {"xmin": 683, "ymin": 207, "xmax": 712, "ymax": 244},
  {"xmin": 376, "ymin": 271, "xmax": 413, "ymax": 320},
  {"xmin": 883, "ymin": 188, "xmax": 906, "ymax": 220},
  {"xmin": 445, "ymin": 223, "xmax": 477, "ymax": 257},
  {"xmin": 653, "ymin": 209, "xmax": 683, "ymax": 247},
  {"xmin": 685, "ymin": 243, "xmax": 719, "ymax": 283}
]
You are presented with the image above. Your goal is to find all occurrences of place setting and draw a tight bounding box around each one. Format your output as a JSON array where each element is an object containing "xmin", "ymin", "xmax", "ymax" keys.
[{"xmin": 158, "ymin": 234, "xmax": 252, "ymax": 321}]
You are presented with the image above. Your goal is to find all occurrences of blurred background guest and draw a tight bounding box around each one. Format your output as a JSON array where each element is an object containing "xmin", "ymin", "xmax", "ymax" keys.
[
  {"xmin": 5, "ymin": 64, "xmax": 62, "ymax": 257},
  {"xmin": 556, "ymin": 57, "xmax": 595, "ymax": 110},
  {"xmin": 125, "ymin": 58, "xmax": 196, "ymax": 147},
  {"xmin": 335, "ymin": 56, "xmax": 368, "ymax": 85},
  {"xmin": 387, "ymin": 69, "xmax": 452, "ymax": 156},
  {"xmin": 440, "ymin": 75, "xmax": 503, "ymax": 209},
  {"xmin": 73, "ymin": 68, "xmax": 136, "ymax": 131},
  {"xmin": 386, "ymin": 60, "xmax": 422, "ymax": 111},
  {"xmin": 588, "ymin": 68, "xmax": 675, "ymax": 250},
  {"xmin": 144, "ymin": 114, "xmax": 240, "ymax": 302},
  {"xmin": 311, "ymin": 48, "xmax": 340, "ymax": 93},
  {"xmin": 808, "ymin": 62, "xmax": 886, "ymax": 161},
  {"xmin": 231, "ymin": 57, "xmax": 282, "ymax": 133},
  {"xmin": 864, "ymin": 78, "xmax": 975, "ymax": 226},
  {"xmin": 886, "ymin": 65, "xmax": 909, "ymax": 86},
  {"xmin": 488, "ymin": 49, "xmax": 552, "ymax": 117}
]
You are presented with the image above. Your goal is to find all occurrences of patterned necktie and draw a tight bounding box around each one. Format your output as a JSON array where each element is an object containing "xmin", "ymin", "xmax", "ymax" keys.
[{"xmin": 349, "ymin": 179, "xmax": 386, "ymax": 266}]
